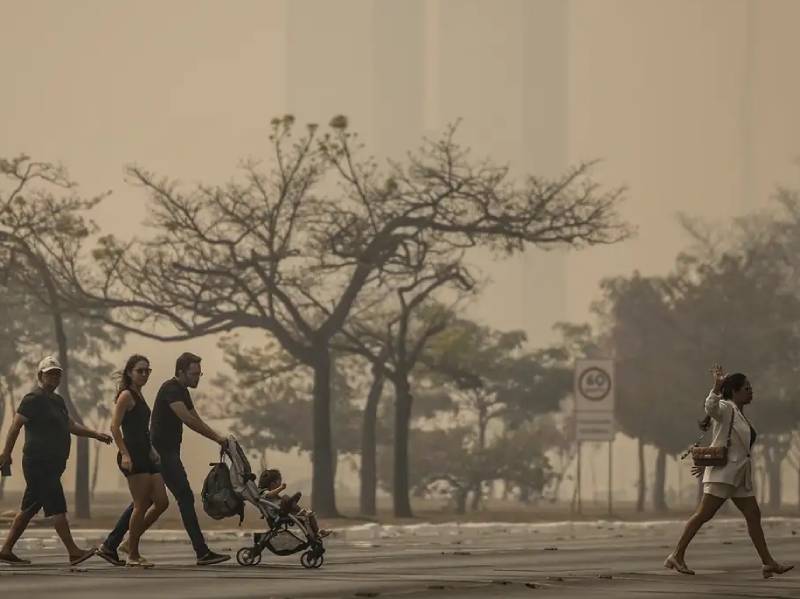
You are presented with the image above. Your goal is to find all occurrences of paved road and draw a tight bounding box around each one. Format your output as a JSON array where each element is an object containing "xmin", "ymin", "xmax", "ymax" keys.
[{"xmin": 2, "ymin": 518, "xmax": 800, "ymax": 598}]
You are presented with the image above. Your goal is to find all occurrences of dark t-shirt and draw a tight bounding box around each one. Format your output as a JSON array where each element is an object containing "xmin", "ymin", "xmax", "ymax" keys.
[
  {"xmin": 17, "ymin": 387, "xmax": 71, "ymax": 463},
  {"xmin": 150, "ymin": 378, "xmax": 194, "ymax": 452}
]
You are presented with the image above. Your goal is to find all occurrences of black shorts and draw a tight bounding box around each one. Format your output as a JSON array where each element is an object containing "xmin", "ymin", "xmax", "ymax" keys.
[
  {"xmin": 21, "ymin": 458, "xmax": 67, "ymax": 517},
  {"xmin": 116, "ymin": 450, "xmax": 160, "ymax": 478}
]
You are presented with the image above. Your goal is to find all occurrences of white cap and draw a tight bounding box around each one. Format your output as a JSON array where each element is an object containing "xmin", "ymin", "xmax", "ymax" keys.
[{"xmin": 37, "ymin": 355, "xmax": 63, "ymax": 373}]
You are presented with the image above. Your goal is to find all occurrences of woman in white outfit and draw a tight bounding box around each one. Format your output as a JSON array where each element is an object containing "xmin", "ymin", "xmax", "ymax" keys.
[{"xmin": 664, "ymin": 365, "xmax": 792, "ymax": 578}]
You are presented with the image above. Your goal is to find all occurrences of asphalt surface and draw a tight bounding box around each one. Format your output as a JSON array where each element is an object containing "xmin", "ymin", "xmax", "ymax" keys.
[{"xmin": 2, "ymin": 518, "xmax": 800, "ymax": 598}]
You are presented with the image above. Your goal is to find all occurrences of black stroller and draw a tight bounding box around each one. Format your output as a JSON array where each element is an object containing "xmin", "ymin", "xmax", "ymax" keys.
[{"xmin": 221, "ymin": 437, "xmax": 326, "ymax": 569}]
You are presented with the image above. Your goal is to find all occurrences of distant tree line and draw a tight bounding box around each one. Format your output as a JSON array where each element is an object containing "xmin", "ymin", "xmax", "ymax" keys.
[
  {"xmin": 1, "ymin": 117, "xmax": 629, "ymax": 518},
  {"xmin": 588, "ymin": 192, "xmax": 800, "ymax": 512},
  {"xmin": 7, "ymin": 117, "xmax": 799, "ymax": 518}
]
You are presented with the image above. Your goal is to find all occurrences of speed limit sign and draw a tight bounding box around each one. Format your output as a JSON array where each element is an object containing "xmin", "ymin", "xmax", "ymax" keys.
[{"xmin": 575, "ymin": 359, "xmax": 614, "ymax": 413}]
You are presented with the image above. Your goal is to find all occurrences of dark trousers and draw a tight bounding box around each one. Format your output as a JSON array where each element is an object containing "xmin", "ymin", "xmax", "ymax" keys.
[{"xmin": 104, "ymin": 449, "xmax": 209, "ymax": 558}]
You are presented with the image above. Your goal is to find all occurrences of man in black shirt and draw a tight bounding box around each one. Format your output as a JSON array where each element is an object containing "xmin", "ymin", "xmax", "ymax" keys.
[
  {"xmin": 0, "ymin": 356, "xmax": 112, "ymax": 565},
  {"xmin": 99, "ymin": 352, "xmax": 230, "ymax": 566}
]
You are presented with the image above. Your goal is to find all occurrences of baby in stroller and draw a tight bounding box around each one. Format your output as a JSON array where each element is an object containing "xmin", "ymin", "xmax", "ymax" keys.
[
  {"xmin": 257, "ymin": 468, "xmax": 331, "ymax": 541},
  {"xmin": 218, "ymin": 438, "xmax": 326, "ymax": 569}
]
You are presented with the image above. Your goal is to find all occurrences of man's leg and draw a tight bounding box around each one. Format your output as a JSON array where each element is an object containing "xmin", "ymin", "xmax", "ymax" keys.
[
  {"xmin": 1, "ymin": 463, "xmax": 43, "ymax": 557},
  {"xmin": 0, "ymin": 507, "xmax": 37, "ymax": 556},
  {"xmin": 158, "ymin": 451, "xmax": 209, "ymax": 558},
  {"xmin": 52, "ymin": 513, "xmax": 85, "ymax": 557},
  {"xmin": 103, "ymin": 503, "xmax": 133, "ymax": 551},
  {"xmin": 38, "ymin": 471, "xmax": 93, "ymax": 563}
]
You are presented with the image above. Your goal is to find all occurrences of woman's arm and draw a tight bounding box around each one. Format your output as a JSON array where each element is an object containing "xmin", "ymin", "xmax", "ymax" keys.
[
  {"xmin": 110, "ymin": 391, "xmax": 134, "ymax": 461},
  {"xmin": 705, "ymin": 364, "xmax": 727, "ymax": 421},
  {"xmin": 704, "ymin": 390, "xmax": 726, "ymax": 421}
]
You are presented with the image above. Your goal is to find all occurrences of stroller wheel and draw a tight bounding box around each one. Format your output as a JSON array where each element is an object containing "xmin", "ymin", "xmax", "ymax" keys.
[
  {"xmin": 301, "ymin": 550, "xmax": 324, "ymax": 569},
  {"xmin": 236, "ymin": 547, "xmax": 261, "ymax": 567}
]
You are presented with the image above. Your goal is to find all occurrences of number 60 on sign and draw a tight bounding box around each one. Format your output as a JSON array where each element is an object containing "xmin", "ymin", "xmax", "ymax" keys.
[{"xmin": 574, "ymin": 359, "xmax": 615, "ymax": 413}]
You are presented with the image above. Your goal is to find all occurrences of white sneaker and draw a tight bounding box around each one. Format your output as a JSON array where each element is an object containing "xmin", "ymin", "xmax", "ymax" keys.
[{"xmin": 118, "ymin": 538, "xmax": 130, "ymax": 555}]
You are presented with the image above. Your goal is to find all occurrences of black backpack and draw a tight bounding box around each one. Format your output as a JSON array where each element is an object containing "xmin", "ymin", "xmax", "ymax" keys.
[{"xmin": 202, "ymin": 462, "xmax": 244, "ymax": 525}]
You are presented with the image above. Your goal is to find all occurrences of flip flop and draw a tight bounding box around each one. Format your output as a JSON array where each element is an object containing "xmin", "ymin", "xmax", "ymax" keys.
[
  {"xmin": 763, "ymin": 563, "xmax": 794, "ymax": 579},
  {"xmin": 95, "ymin": 545, "xmax": 125, "ymax": 567},
  {"xmin": 69, "ymin": 547, "xmax": 96, "ymax": 566},
  {"xmin": 0, "ymin": 552, "xmax": 32, "ymax": 565}
]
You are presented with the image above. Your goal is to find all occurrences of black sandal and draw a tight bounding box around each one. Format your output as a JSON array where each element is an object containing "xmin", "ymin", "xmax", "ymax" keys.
[
  {"xmin": 0, "ymin": 552, "xmax": 32, "ymax": 565},
  {"xmin": 96, "ymin": 545, "xmax": 125, "ymax": 567},
  {"xmin": 69, "ymin": 547, "xmax": 97, "ymax": 566}
]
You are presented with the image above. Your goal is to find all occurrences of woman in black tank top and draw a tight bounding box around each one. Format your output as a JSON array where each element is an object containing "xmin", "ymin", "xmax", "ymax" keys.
[
  {"xmin": 105, "ymin": 355, "xmax": 169, "ymax": 568},
  {"xmin": 117, "ymin": 389, "xmax": 153, "ymax": 473}
]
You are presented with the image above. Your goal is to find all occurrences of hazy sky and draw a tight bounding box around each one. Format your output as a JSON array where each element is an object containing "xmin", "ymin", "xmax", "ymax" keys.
[{"xmin": 2, "ymin": 0, "xmax": 800, "ymax": 501}]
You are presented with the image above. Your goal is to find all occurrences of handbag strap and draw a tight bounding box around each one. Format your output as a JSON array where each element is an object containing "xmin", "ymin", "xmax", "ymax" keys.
[{"xmin": 681, "ymin": 428, "xmax": 708, "ymax": 460}]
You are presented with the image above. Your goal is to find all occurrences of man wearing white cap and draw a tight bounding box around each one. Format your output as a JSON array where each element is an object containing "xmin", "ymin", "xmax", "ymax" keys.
[{"xmin": 0, "ymin": 355, "xmax": 113, "ymax": 565}]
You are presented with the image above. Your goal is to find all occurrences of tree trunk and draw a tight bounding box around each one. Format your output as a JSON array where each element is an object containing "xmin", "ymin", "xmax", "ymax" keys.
[
  {"xmin": 310, "ymin": 347, "xmax": 338, "ymax": 517},
  {"xmin": 636, "ymin": 437, "xmax": 646, "ymax": 512},
  {"xmin": 0, "ymin": 383, "xmax": 18, "ymax": 501},
  {"xmin": 767, "ymin": 458, "xmax": 782, "ymax": 511},
  {"xmin": 764, "ymin": 443, "xmax": 786, "ymax": 512},
  {"xmin": 470, "ymin": 402, "xmax": 488, "ymax": 512},
  {"xmin": 360, "ymin": 367, "xmax": 384, "ymax": 516},
  {"xmin": 52, "ymin": 309, "xmax": 91, "ymax": 519},
  {"xmin": 549, "ymin": 449, "xmax": 574, "ymax": 501},
  {"xmin": 331, "ymin": 445, "xmax": 339, "ymax": 490},
  {"xmin": 0, "ymin": 383, "xmax": 6, "ymax": 437},
  {"xmin": 477, "ymin": 401, "xmax": 488, "ymax": 451},
  {"xmin": 91, "ymin": 432, "xmax": 103, "ymax": 499},
  {"xmin": 392, "ymin": 376, "xmax": 413, "ymax": 518},
  {"xmin": 470, "ymin": 481, "xmax": 482, "ymax": 511},
  {"xmin": 652, "ymin": 447, "xmax": 668, "ymax": 513},
  {"xmin": 0, "ymin": 384, "xmax": 5, "ymax": 501},
  {"xmin": 454, "ymin": 485, "xmax": 467, "ymax": 515}
]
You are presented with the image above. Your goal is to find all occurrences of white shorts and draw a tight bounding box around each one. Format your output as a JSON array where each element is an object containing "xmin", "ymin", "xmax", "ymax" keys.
[{"xmin": 703, "ymin": 482, "xmax": 754, "ymax": 499}]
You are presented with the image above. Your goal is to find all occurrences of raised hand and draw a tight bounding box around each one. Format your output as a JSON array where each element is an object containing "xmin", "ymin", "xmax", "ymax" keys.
[
  {"xmin": 710, "ymin": 364, "xmax": 725, "ymax": 394},
  {"xmin": 691, "ymin": 465, "xmax": 704, "ymax": 478}
]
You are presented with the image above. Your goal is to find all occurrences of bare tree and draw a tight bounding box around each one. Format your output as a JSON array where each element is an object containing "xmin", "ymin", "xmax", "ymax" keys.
[{"xmin": 69, "ymin": 117, "xmax": 630, "ymax": 516}]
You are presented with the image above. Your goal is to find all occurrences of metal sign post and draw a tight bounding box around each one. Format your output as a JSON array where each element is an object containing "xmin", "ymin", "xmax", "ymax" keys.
[
  {"xmin": 577, "ymin": 441, "xmax": 582, "ymax": 515},
  {"xmin": 574, "ymin": 359, "xmax": 615, "ymax": 516},
  {"xmin": 608, "ymin": 440, "xmax": 613, "ymax": 517}
]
